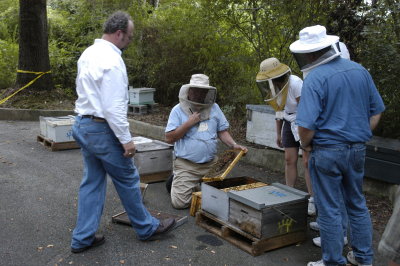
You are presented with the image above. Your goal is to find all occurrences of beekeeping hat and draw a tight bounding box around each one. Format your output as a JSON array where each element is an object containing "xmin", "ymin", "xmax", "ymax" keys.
[
  {"xmin": 256, "ymin": 58, "xmax": 290, "ymax": 81},
  {"xmin": 256, "ymin": 58, "xmax": 290, "ymax": 111},
  {"xmin": 179, "ymin": 74, "xmax": 216, "ymax": 121},
  {"xmin": 290, "ymin": 25, "xmax": 340, "ymax": 72}
]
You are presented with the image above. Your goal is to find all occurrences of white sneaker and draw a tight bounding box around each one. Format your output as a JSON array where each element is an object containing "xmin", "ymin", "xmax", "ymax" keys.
[
  {"xmin": 307, "ymin": 259, "xmax": 325, "ymax": 266},
  {"xmin": 309, "ymin": 221, "xmax": 320, "ymax": 231},
  {"xmin": 308, "ymin": 197, "xmax": 316, "ymax": 216},
  {"xmin": 312, "ymin": 236, "xmax": 348, "ymax": 247},
  {"xmin": 346, "ymin": 251, "xmax": 372, "ymax": 266}
]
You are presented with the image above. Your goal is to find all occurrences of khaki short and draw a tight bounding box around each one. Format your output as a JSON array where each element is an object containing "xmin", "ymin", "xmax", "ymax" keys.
[{"xmin": 170, "ymin": 157, "xmax": 217, "ymax": 209}]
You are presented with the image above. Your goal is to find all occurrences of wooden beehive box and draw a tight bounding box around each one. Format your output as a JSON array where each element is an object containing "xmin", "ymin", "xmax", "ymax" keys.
[
  {"xmin": 200, "ymin": 149, "xmax": 267, "ymax": 221},
  {"xmin": 228, "ymin": 183, "xmax": 309, "ymax": 239},
  {"xmin": 45, "ymin": 117, "xmax": 75, "ymax": 143},
  {"xmin": 201, "ymin": 176, "xmax": 267, "ymax": 221},
  {"xmin": 133, "ymin": 136, "xmax": 173, "ymax": 183}
]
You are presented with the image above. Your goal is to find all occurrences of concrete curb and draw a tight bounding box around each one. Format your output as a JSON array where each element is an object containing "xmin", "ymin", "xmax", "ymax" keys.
[
  {"xmin": 1, "ymin": 107, "xmax": 396, "ymax": 201},
  {"xmin": 0, "ymin": 107, "xmax": 74, "ymax": 120}
]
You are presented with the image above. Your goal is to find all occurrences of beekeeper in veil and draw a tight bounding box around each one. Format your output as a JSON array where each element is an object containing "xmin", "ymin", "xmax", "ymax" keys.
[
  {"xmin": 290, "ymin": 25, "xmax": 385, "ymax": 266},
  {"xmin": 178, "ymin": 74, "xmax": 217, "ymax": 121},
  {"xmin": 255, "ymin": 58, "xmax": 315, "ymax": 215},
  {"xmin": 165, "ymin": 74, "xmax": 247, "ymax": 209}
]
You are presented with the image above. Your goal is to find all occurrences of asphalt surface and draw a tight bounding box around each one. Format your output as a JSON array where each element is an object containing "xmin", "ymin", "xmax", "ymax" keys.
[{"xmin": 0, "ymin": 120, "xmax": 388, "ymax": 266}]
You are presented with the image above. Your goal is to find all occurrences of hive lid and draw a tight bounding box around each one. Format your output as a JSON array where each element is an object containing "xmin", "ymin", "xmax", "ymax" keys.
[
  {"xmin": 202, "ymin": 149, "xmax": 246, "ymax": 182},
  {"xmin": 132, "ymin": 136, "xmax": 173, "ymax": 152},
  {"xmin": 46, "ymin": 117, "xmax": 75, "ymax": 127},
  {"xmin": 129, "ymin": 87, "xmax": 156, "ymax": 93},
  {"xmin": 227, "ymin": 182, "xmax": 309, "ymax": 210}
]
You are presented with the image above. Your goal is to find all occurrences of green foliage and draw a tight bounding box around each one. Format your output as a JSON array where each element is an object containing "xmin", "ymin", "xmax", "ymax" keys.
[
  {"xmin": 0, "ymin": 1, "xmax": 18, "ymax": 42},
  {"xmin": 356, "ymin": 0, "xmax": 400, "ymax": 138},
  {"xmin": 0, "ymin": 40, "xmax": 18, "ymax": 89},
  {"xmin": 48, "ymin": 41, "xmax": 80, "ymax": 94},
  {"xmin": 0, "ymin": 0, "xmax": 398, "ymax": 138}
]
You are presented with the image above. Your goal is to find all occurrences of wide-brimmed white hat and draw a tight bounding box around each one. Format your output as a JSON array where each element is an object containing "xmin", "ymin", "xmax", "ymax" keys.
[
  {"xmin": 186, "ymin": 74, "xmax": 216, "ymax": 90},
  {"xmin": 290, "ymin": 25, "xmax": 339, "ymax": 53}
]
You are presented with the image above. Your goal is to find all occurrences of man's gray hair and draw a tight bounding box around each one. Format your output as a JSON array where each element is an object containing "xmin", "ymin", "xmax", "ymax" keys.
[{"xmin": 103, "ymin": 11, "xmax": 132, "ymax": 34}]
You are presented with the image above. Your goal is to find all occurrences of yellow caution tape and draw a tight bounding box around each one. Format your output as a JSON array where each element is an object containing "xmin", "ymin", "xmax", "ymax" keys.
[{"xmin": 0, "ymin": 69, "xmax": 51, "ymax": 105}]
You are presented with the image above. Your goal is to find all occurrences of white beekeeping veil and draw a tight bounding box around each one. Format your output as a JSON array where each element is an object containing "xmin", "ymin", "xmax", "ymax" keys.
[
  {"xmin": 290, "ymin": 25, "xmax": 341, "ymax": 76},
  {"xmin": 178, "ymin": 74, "xmax": 216, "ymax": 121}
]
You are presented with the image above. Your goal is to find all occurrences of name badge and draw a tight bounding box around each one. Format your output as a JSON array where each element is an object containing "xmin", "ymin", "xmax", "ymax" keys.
[{"xmin": 198, "ymin": 122, "xmax": 208, "ymax": 132}]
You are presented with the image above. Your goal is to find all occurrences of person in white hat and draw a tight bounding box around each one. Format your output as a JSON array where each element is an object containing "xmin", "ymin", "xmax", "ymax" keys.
[
  {"xmin": 309, "ymin": 39, "xmax": 352, "ymax": 249},
  {"xmin": 256, "ymin": 57, "xmax": 315, "ymax": 216},
  {"xmin": 290, "ymin": 25, "xmax": 385, "ymax": 266},
  {"xmin": 165, "ymin": 74, "xmax": 248, "ymax": 209}
]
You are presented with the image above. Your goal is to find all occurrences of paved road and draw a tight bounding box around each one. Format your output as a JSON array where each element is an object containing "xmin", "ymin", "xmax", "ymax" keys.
[{"xmin": 0, "ymin": 121, "xmax": 387, "ymax": 266}]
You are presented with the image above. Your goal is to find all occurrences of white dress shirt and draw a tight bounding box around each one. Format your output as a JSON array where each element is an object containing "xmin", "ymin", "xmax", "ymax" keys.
[{"xmin": 74, "ymin": 39, "xmax": 132, "ymax": 144}]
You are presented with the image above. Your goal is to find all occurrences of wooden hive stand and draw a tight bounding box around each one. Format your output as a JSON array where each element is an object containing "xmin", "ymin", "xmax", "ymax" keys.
[
  {"xmin": 195, "ymin": 210, "xmax": 307, "ymax": 256},
  {"xmin": 37, "ymin": 135, "xmax": 80, "ymax": 151}
]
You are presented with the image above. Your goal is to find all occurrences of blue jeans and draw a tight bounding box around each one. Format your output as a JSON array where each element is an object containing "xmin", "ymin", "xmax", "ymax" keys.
[
  {"xmin": 71, "ymin": 116, "xmax": 159, "ymax": 249},
  {"xmin": 310, "ymin": 143, "xmax": 373, "ymax": 266}
]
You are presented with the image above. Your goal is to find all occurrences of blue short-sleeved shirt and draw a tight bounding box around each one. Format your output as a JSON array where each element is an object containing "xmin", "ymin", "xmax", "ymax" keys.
[
  {"xmin": 296, "ymin": 57, "xmax": 385, "ymax": 145},
  {"xmin": 165, "ymin": 103, "xmax": 229, "ymax": 163}
]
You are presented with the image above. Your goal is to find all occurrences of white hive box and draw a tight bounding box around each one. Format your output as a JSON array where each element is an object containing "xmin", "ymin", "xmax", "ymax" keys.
[
  {"xmin": 39, "ymin": 116, "xmax": 72, "ymax": 137},
  {"xmin": 246, "ymin": 104, "xmax": 283, "ymax": 150},
  {"xmin": 46, "ymin": 117, "xmax": 75, "ymax": 143},
  {"xmin": 132, "ymin": 136, "xmax": 173, "ymax": 183},
  {"xmin": 201, "ymin": 176, "xmax": 264, "ymax": 221},
  {"xmin": 129, "ymin": 87, "xmax": 156, "ymax": 105}
]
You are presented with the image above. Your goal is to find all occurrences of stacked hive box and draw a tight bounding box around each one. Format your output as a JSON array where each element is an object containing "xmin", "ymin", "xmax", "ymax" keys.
[
  {"xmin": 132, "ymin": 136, "xmax": 173, "ymax": 183},
  {"xmin": 197, "ymin": 149, "xmax": 309, "ymax": 256},
  {"xmin": 128, "ymin": 87, "xmax": 157, "ymax": 115}
]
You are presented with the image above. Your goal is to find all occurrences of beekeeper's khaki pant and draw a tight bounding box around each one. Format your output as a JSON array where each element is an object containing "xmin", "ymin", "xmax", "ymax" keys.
[{"xmin": 170, "ymin": 157, "xmax": 217, "ymax": 209}]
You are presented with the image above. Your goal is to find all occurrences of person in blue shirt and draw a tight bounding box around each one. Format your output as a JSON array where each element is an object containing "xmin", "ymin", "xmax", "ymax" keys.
[
  {"xmin": 290, "ymin": 25, "xmax": 385, "ymax": 266},
  {"xmin": 165, "ymin": 74, "xmax": 247, "ymax": 209}
]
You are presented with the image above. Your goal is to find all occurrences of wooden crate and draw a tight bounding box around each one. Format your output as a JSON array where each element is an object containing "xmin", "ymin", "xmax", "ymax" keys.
[
  {"xmin": 196, "ymin": 210, "xmax": 307, "ymax": 256},
  {"xmin": 228, "ymin": 183, "xmax": 308, "ymax": 239}
]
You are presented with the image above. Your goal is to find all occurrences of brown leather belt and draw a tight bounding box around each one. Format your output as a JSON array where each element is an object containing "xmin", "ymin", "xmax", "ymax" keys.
[{"xmin": 81, "ymin": 115, "xmax": 106, "ymax": 122}]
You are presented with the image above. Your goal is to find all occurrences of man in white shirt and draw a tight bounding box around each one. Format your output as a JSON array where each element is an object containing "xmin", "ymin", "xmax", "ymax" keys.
[{"xmin": 71, "ymin": 11, "xmax": 175, "ymax": 253}]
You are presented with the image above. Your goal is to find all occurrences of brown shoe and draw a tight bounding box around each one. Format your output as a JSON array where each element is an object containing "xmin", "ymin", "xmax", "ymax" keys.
[
  {"xmin": 145, "ymin": 218, "xmax": 176, "ymax": 241},
  {"xmin": 71, "ymin": 234, "xmax": 105, "ymax": 253}
]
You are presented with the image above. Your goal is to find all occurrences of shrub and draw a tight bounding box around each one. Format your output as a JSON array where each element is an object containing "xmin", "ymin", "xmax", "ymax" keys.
[{"xmin": 0, "ymin": 40, "xmax": 18, "ymax": 89}]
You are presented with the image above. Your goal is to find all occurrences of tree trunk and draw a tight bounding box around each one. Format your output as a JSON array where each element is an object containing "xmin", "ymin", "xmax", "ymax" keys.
[{"xmin": 16, "ymin": 0, "xmax": 53, "ymax": 91}]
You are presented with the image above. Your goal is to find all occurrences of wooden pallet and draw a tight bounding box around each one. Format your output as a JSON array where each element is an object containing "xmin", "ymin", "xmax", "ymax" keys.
[
  {"xmin": 196, "ymin": 210, "xmax": 307, "ymax": 256},
  {"xmin": 37, "ymin": 135, "xmax": 80, "ymax": 151},
  {"xmin": 128, "ymin": 103, "xmax": 158, "ymax": 115}
]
